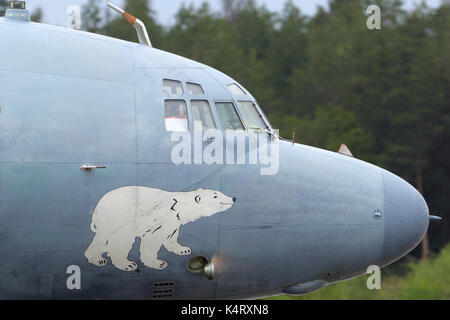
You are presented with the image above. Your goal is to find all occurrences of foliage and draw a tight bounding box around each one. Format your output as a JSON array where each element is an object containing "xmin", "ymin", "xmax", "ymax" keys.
[
  {"xmin": 104, "ymin": 0, "xmax": 162, "ymax": 45},
  {"xmin": 81, "ymin": 0, "xmax": 103, "ymax": 33},
  {"xmin": 30, "ymin": 7, "xmax": 43, "ymax": 23},
  {"xmin": 0, "ymin": 0, "xmax": 7, "ymax": 17}
]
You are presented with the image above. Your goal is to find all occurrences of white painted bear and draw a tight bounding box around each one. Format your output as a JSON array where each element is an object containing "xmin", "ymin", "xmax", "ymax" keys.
[{"xmin": 84, "ymin": 187, "xmax": 235, "ymax": 271}]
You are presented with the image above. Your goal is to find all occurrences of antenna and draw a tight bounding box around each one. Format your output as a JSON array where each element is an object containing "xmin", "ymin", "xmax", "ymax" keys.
[{"xmin": 107, "ymin": 2, "xmax": 152, "ymax": 47}]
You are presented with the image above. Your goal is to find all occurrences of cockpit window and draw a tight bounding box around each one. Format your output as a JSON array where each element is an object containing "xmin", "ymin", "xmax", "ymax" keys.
[
  {"xmin": 237, "ymin": 101, "xmax": 269, "ymax": 130},
  {"xmin": 165, "ymin": 100, "xmax": 189, "ymax": 132},
  {"xmin": 163, "ymin": 79, "xmax": 184, "ymax": 95},
  {"xmin": 227, "ymin": 83, "xmax": 247, "ymax": 96},
  {"xmin": 215, "ymin": 102, "xmax": 245, "ymax": 130},
  {"xmin": 191, "ymin": 100, "xmax": 216, "ymax": 130},
  {"xmin": 187, "ymin": 83, "xmax": 205, "ymax": 95}
]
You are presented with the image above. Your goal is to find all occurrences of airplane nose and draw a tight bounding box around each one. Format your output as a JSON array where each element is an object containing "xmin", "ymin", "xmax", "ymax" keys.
[
  {"xmin": 232, "ymin": 197, "xmax": 237, "ymax": 203},
  {"xmin": 382, "ymin": 171, "xmax": 429, "ymax": 266}
]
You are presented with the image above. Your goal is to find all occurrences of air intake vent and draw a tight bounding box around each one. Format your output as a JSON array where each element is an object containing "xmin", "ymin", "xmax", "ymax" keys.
[
  {"xmin": 153, "ymin": 289, "xmax": 174, "ymax": 298},
  {"xmin": 153, "ymin": 281, "xmax": 175, "ymax": 287},
  {"xmin": 152, "ymin": 282, "xmax": 175, "ymax": 299}
]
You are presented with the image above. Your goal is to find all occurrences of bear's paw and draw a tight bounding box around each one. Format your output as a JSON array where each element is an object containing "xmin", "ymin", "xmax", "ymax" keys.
[
  {"xmin": 123, "ymin": 262, "xmax": 138, "ymax": 271},
  {"xmin": 97, "ymin": 258, "xmax": 108, "ymax": 266},
  {"xmin": 158, "ymin": 260, "xmax": 168, "ymax": 269},
  {"xmin": 89, "ymin": 258, "xmax": 108, "ymax": 267},
  {"xmin": 178, "ymin": 247, "xmax": 192, "ymax": 255},
  {"xmin": 115, "ymin": 261, "xmax": 138, "ymax": 272},
  {"xmin": 145, "ymin": 259, "xmax": 168, "ymax": 270}
]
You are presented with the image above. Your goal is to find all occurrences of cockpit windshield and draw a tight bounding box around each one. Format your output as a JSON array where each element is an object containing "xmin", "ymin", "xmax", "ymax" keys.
[
  {"xmin": 237, "ymin": 101, "xmax": 270, "ymax": 130},
  {"xmin": 191, "ymin": 100, "xmax": 216, "ymax": 130},
  {"xmin": 226, "ymin": 83, "xmax": 271, "ymax": 131},
  {"xmin": 215, "ymin": 102, "xmax": 245, "ymax": 130},
  {"xmin": 228, "ymin": 84, "xmax": 246, "ymax": 96}
]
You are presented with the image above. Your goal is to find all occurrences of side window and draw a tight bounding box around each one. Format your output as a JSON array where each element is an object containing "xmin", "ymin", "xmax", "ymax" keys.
[
  {"xmin": 215, "ymin": 102, "xmax": 245, "ymax": 130},
  {"xmin": 187, "ymin": 83, "xmax": 205, "ymax": 95},
  {"xmin": 227, "ymin": 83, "xmax": 246, "ymax": 96},
  {"xmin": 191, "ymin": 100, "xmax": 216, "ymax": 130},
  {"xmin": 163, "ymin": 79, "xmax": 184, "ymax": 95},
  {"xmin": 165, "ymin": 100, "xmax": 189, "ymax": 132},
  {"xmin": 237, "ymin": 101, "xmax": 269, "ymax": 130}
]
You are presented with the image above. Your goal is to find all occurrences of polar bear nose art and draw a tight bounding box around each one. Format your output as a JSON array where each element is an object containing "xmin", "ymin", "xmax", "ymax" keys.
[{"xmin": 85, "ymin": 187, "xmax": 236, "ymax": 272}]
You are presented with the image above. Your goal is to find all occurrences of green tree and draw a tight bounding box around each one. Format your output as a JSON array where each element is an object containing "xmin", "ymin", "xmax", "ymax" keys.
[
  {"xmin": 224, "ymin": 1, "xmax": 276, "ymax": 112},
  {"xmin": 233, "ymin": 0, "xmax": 275, "ymax": 60},
  {"xmin": 267, "ymin": 1, "xmax": 308, "ymax": 112},
  {"xmin": 385, "ymin": 4, "xmax": 449, "ymax": 258},
  {"xmin": 221, "ymin": 0, "xmax": 243, "ymax": 21},
  {"xmin": 104, "ymin": 0, "xmax": 161, "ymax": 45},
  {"xmin": 269, "ymin": 107, "xmax": 374, "ymax": 161},
  {"xmin": 0, "ymin": 0, "xmax": 8, "ymax": 17},
  {"xmin": 30, "ymin": 7, "xmax": 43, "ymax": 22},
  {"xmin": 82, "ymin": 0, "xmax": 103, "ymax": 33},
  {"xmin": 163, "ymin": 3, "xmax": 247, "ymax": 85}
]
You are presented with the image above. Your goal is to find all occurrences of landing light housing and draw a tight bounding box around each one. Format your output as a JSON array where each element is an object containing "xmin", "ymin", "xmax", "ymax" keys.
[{"xmin": 187, "ymin": 255, "xmax": 215, "ymax": 281}]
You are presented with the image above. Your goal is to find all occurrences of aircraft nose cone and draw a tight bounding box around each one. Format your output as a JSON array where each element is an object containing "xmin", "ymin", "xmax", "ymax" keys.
[{"xmin": 382, "ymin": 171, "xmax": 429, "ymax": 266}]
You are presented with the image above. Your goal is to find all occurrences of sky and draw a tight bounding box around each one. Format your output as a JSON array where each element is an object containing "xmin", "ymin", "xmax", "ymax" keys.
[{"xmin": 22, "ymin": 0, "xmax": 444, "ymax": 27}]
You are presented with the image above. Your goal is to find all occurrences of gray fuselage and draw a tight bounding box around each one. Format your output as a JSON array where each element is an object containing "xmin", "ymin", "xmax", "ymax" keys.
[{"xmin": 0, "ymin": 17, "xmax": 429, "ymax": 299}]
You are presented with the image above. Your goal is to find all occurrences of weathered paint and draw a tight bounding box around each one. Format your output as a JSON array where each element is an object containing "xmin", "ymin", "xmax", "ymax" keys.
[{"xmin": 0, "ymin": 17, "xmax": 429, "ymax": 299}]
